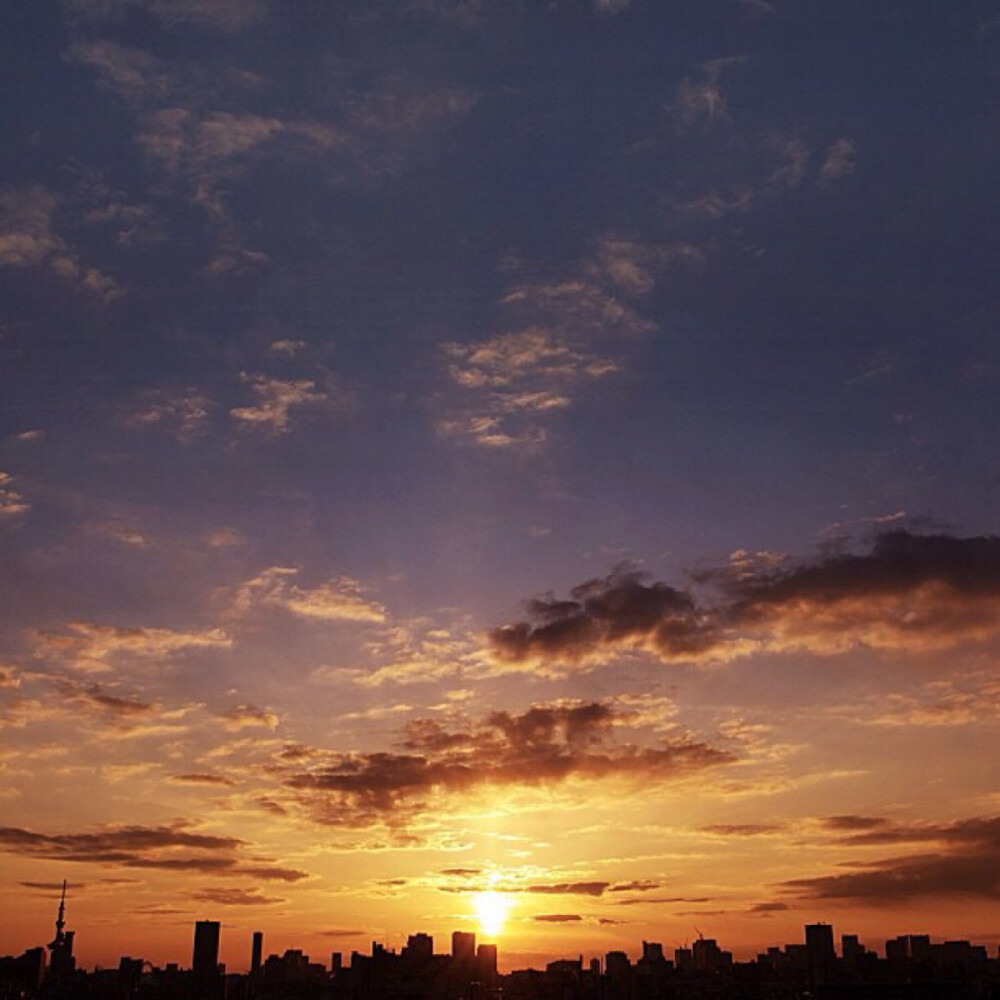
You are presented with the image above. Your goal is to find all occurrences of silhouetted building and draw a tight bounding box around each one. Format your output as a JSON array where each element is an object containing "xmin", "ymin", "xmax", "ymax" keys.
[
  {"xmin": 641, "ymin": 942, "xmax": 664, "ymax": 964},
  {"xmin": 452, "ymin": 931, "xmax": 476, "ymax": 962},
  {"xmin": 806, "ymin": 922, "xmax": 836, "ymax": 990},
  {"xmin": 251, "ymin": 930, "xmax": 263, "ymax": 975},
  {"xmin": 118, "ymin": 956, "xmax": 143, "ymax": 995},
  {"xmin": 192, "ymin": 920, "xmax": 221, "ymax": 975},
  {"xmin": 674, "ymin": 947, "xmax": 694, "ymax": 972},
  {"xmin": 405, "ymin": 933, "xmax": 434, "ymax": 962},
  {"xmin": 842, "ymin": 933, "xmax": 865, "ymax": 966},
  {"xmin": 693, "ymin": 937, "xmax": 730, "ymax": 973},
  {"xmin": 477, "ymin": 943, "xmax": 498, "ymax": 983}
]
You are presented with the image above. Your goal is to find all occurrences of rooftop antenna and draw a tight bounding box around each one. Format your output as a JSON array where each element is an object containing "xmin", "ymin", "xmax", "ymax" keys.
[
  {"xmin": 49, "ymin": 880, "xmax": 68, "ymax": 953},
  {"xmin": 56, "ymin": 880, "xmax": 67, "ymax": 935}
]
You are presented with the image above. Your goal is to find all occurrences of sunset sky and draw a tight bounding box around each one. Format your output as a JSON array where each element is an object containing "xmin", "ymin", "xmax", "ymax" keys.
[{"xmin": 2, "ymin": 0, "xmax": 1000, "ymax": 974}]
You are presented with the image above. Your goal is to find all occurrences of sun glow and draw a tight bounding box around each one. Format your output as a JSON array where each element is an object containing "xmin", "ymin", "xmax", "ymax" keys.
[{"xmin": 473, "ymin": 890, "xmax": 511, "ymax": 938}]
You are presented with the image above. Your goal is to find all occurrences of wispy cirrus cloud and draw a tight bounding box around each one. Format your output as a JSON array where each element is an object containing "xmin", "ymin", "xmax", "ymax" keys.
[
  {"xmin": 50, "ymin": 679, "xmax": 155, "ymax": 718},
  {"xmin": 32, "ymin": 620, "xmax": 231, "ymax": 674},
  {"xmin": 192, "ymin": 887, "xmax": 284, "ymax": 906},
  {"xmin": 527, "ymin": 881, "xmax": 609, "ymax": 897},
  {"xmin": 230, "ymin": 373, "xmax": 345, "ymax": 434},
  {"xmin": 232, "ymin": 567, "xmax": 386, "ymax": 623},
  {"xmin": 0, "ymin": 471, "xmax": 29, "ymax": 518},
  {"xmin": 170, "ymin": 772, "xmax": 237, "ymax": 787},
  {"xmin": 70, "ymin": 33, "xmax": 475, "ymax": 275},
  {"xmin": 438, "ymin": 238, "xmax": 682, "ymax": 450},
  {"xmin": 0, "ymin": 821, "xmax": 308, "ymax": 881},
  {"xmin": 121, "ymin": 387, "xmax": 212, "ymax": 442},
  {"xmin": 0, "ymin": 186, "xmax": 121, "ymax": 300},
  {"xmin": 671, "ymin": 58, "xmax": 745, "ymax": 125},
  {"xmin": 67, "ymin": 0, "xmax": 267, "ymax": 31},
  {"xmin": 216, "ymin": 703, "xmax": 279, "ymax": 731},
  {"xmin": 820, "ymin": 137, "xmax": 858, "ymax": 184}
]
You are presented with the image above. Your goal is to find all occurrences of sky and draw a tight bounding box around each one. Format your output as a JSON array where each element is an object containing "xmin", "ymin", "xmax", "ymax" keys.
[{"xmin": 2, "ymin": 0, "xmax": 1000, "ymax": 975}]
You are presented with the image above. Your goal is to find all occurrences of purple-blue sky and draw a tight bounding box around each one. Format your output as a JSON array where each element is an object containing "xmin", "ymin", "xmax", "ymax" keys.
[{"xmin": 1, "ymin": 0, "xmax": 1000, "ymax": 973}]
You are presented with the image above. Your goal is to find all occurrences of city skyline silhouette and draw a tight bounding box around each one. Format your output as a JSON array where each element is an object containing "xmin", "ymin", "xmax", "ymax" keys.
[{"xmin": 2, "ymin": 887, "xmax": 997, "ymax": 998}]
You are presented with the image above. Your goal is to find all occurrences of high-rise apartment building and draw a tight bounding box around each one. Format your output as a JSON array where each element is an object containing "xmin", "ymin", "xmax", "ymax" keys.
[{"xmin": 192, "ymin": 920, "xmax": 221, "ymax": 976}]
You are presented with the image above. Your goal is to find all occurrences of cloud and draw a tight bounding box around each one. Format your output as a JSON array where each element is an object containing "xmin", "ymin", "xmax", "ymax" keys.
[
  {"xmin": 85, "ymin": 518, "xmax": 148, "ymax": 548},
  {"xmin": 608, "ymin": 880, "xmax": 661, "ymax": 893},
  {"xmin": 0, "ymin": 471, "xmax": 29, "ymax": 517},
  {"xmin": 170, "ymin": 772, "xmax": 237, "ymax": 787},
  {"xmin": 270, "ymin": 339, "xmax": 306, "ymax": 356},
  {"xmin": 593, "ymin": 0, "xmax": 630, "ymax": 13},
  {"xmin": 534, "ymin": 913, "xmax": 583, "ymax": 922},
  {"xmin": 487, "ymin": 531, "xmax": 1000, "ymax": 670},
  {"xmin": 0, "ymin": 821, "xmax": 308, "ymax": 881},
  {"xmin": 69, "ymin": 40, "xmax": 347, "ymax": 268},
  {"xmin": 766, "ymin": 135, "xmax": 810, "ymax": 189},
  {"xmin": 440, "ymin": 327, "xmax": 616, "ymax": 449},
  {"xmin": 821, "ymin": 815, "xmax": 888, "ymax": 832},
  {"xmin": 230, "ymin": 374, "xmax": 335, "ymax": 434},
  {"xmin": 192, "ymin": 888, "xmax": 283, "ymax": 906},
  {"xmin": 820, "ymin": 138, "xmax": 858, "ymax": 184},
  {"xmin": 216, "ymin": 704, "xmax": 279, "ymax": 731},
  {"xmin": 784, "ymin": 816, "xmax": 1000, "ymax": 902},
  {"xmin": 0, "ymin": 187, "xmax": 66, "ymax": 265},
  {"xmin": 69, "ymin": 39, "xmax": 174, "ymax": 106},
  {"xmin": 718, "ymin": 531, "xmax": 1000, "ymax": 655},
  {"xmin": 283, "ymin": 701, "xmax": 733, "ymax": 828},
  {"xmin": 67, "ymin": 0, "xmax": 267, "ymax": 31},
  {"xmin": 121, "ymin": 388, "xmax": 212, "ymax": 442},
  {"xmin": 52, "ymin": 680, "xmax": 155, "ymax": 718},
  {"xmin": 352, "ymin": 620, "xmax": 481, "ymax": 686},
  {"xmin": 206, "ymin": 527, "xmax": 246, "ymax": 548},
  {"xmin": 820, "ymin": 815, "xmax": 1000, "ymax": 848},
  {"xmin": 0, "ymin": 186, "xmax": 121, "ymax": 300},
  {"xmin": 70, "ymin": 35, "xmax": 470, "ymax": 269},
  {"xmin": 233, "ymin": 567, "xmax": 386, "ymax": 623},
  {"xmin": 32, "ymin": 620, "xmax": 231, "ymax": 673},
  {"xmin": 855, "ymin": 685, "xmax": 1000, "ymax": 728},
  {"xmin": 438, "ymin": 242, "xmax": 665, "ymax": 450},
  {"xmin": 527, "ymin": 882, "xmax": 608, "ymax": 897},
  {"xmin": 671, "ymin": 59, "xmax": 744, "ymax": 125},
  {"xmin": 613, "ymin": 896, "xmax": 712, "ymax": 907},
  {"xmin": 487, "ymin": 564, "xmax": 721, "ymax": 670},
  {"xmin": 701, "ymin": 824, "xmax": 784, "ymax": 837}
]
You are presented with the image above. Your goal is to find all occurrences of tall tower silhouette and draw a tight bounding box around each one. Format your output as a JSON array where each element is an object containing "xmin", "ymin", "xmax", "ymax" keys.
[{"xmin": 47, "ymin": 880, "xmax": 76, "ymax": 983}]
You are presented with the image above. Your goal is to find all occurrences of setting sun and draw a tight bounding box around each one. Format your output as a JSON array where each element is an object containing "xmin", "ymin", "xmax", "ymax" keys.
[{"xmin": 473, "ymin": 891, "xmax": 512, "ymax": 939}]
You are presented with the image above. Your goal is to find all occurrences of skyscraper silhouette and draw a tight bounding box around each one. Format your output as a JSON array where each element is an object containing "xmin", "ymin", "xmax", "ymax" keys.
[
  {"xmin": 192, "ymin": 920, "xmax": 220, "ymax": 976},
  {"xmin": 251, "ymin": 930, "xmax": 263, "ymax": 975}
]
